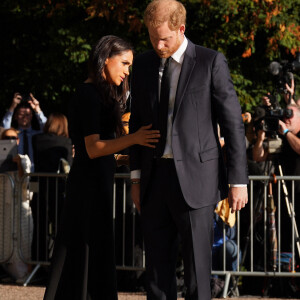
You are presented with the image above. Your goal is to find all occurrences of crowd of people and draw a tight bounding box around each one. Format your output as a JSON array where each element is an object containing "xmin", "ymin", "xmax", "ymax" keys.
[
  {"xmin": 0, "ymin": 94, "xmax": 73, "ymax": 282},
  {"xmin": 0, "ymin": 0, "xmax": 299, "ymax": 299}
]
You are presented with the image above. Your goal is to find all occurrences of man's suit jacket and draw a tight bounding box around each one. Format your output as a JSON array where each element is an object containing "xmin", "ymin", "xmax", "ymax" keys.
[{"xmin": 129, "ymin": 40, "xmax": 248, "ymax": 209}]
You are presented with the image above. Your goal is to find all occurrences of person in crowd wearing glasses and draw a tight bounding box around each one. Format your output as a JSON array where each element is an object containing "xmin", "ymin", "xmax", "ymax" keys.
[
  {"xmin": 1, "ymin": 128, "xmax": 19, "ymax": 140},
  {"xmin": 0, "ymin": 128, "xmax": 33, "ymax": 283},
  {"xmin": 1, "ymin": 92, "xmax": 47, "ymax": 171}
]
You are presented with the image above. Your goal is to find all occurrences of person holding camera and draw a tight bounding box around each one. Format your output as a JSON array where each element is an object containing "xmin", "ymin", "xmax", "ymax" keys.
[
  {"xmin": 253, "ymin": 105, "xmax": 300, "ymax": 161},
  {"xmin": 262, "ymin": 79, "xmax": 296, "ymax": 107},
  {"xmin": 1, "ymin": 92, "xmax": 47, "ymax": 170},
  {"xmin": 253, "ymin": 77, "xmax": 298, "ymax": 163},
  {"xmin": 277, "ymin": 105, "xmax": 300, "ymax": 172},
  {"xmin": 253, "ymin": 104, "xmax": 300, "ymax": 252}
]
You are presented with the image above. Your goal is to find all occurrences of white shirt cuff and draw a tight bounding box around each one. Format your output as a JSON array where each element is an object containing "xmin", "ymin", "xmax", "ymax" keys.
[
  {"xmin": 231, "ymin": 184, "xmax": 247, "ymax": 187},
  {"xmin": 130, "ymin": 170, "xmax": 141, "ymax": 179}
]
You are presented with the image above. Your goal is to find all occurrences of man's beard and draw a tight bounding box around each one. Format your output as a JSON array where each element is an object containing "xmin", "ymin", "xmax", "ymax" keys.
[{"xmin": 156, "ymin": 36, "xmax": 182, "ymax": 58}]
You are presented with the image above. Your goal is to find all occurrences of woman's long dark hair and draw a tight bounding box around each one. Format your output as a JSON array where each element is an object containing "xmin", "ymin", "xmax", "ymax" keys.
[{"xmin": 88, "ymin": 35, "xmax": 134, "ymax": 137}]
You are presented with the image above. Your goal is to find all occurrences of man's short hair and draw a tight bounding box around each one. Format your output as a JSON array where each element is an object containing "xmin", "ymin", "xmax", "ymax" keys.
[
  {"xmin": 288, "ymin": 104, "xmax": 300, "ymax": 117},
  {"xmin": 144, "ymin": 0, "xmax": 186, "ymax": 31}
]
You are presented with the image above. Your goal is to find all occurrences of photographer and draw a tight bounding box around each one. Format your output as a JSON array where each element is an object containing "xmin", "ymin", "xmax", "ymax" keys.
[
  {"xmin": 1, "ymin": 92, "xmax": 47, "ymax": 171},
  {"xmin": 252, "ymin": 128, "xmax": 269, "ymax": 162},
  {"xmin": 253, "ymin": 104, "xmax": 300, "ymax": 253},
  {"xmin": 253, "ymin": 105, "xmax": 300, "ymax": 161},
  {"xmin": 253, "ymin": 76, "xmax": 297, "ymax": 162},
  {"xmin": 262, "ymin": 81, "xmax": 296, "ymax": 107},
  {"xmin": 278, "ymin": 105, "xmax": 300, "ymax": 168}
]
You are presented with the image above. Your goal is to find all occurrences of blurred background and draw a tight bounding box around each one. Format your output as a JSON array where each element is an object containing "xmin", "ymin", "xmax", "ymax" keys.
[{"xmin": 0, "ymin": 0, "xmax": 299, "ymax": 116}]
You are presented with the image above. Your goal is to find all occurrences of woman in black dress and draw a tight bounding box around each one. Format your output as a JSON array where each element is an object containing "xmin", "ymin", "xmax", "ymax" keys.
[{"xmin": 43, "ymin": 35, "xmax": 159, "ymax": 300}]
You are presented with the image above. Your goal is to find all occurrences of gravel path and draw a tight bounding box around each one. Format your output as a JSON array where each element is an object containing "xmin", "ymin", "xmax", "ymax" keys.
[
  {"xmin": 0, "ymin": 285, "xmax": 156, "ymax": 300},
  {"xmin": 0, "ymin": 285, "xmax": 299, "ymax": 300}
]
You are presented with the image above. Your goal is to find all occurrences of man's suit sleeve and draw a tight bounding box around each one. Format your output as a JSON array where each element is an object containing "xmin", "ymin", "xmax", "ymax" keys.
[
  {"xmin": 129, "ymin": 59, "xmax": 142, "ymax": 172},
  {"xmin": 211, "ymin": 52, "xmax": 248, "ymax": 184}
]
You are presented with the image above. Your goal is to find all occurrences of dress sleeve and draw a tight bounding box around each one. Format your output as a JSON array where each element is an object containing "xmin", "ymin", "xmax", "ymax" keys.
[{"xmin": 78, "ymin": 84, "xmax": 102, "ymax": 137}]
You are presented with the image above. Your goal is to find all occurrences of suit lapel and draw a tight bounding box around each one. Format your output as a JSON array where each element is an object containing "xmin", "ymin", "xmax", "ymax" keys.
[
  {"xmin": 148, "ymin": 53, "xmax": 160, "ymax": 127},
  {"xmin": 173, "ymin": 41, "xmax": 196, "ymax": 120}
]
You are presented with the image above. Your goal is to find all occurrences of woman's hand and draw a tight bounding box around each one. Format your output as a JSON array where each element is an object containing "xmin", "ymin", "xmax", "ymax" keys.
[
  {"xmin": 133, "ymin": 124, "xmax": 160, "ymax": 148},
  {"xmin": 85, "ymin": 124, "xmax": 160, "ymax": 159}
]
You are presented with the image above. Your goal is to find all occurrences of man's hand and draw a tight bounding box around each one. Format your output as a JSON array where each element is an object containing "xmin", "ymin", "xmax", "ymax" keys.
[
  {"xmin": 228, "ymin": 186, "xmax": 248, "ymax": 213},
  {"xmin": 278, "ymin": 120, "xmax": 288, "ymax": 135},
  {"xmin": 262, "ymin": 94, "xmax": 272, "ymax": 107},
  {"xmin": 28, "ymin": 93, "xmax": 41, "ymax": 113},
  {"xmin": 9, "ymin": 92, "xmax": 22, "ymax": 112},
  {"xmin": 131, "ymin": 182, "xmax": 141, "ymax": 213},
  {"xmin": 283, "ymin": 78, "xmax": 295, "ymax": 104},
  {"xmin": 257, "ymin": 129, "xmax": 265, "ymax": 143}
]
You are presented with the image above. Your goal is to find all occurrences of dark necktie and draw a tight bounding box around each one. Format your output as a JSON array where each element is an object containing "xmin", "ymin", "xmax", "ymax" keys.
[
  {"xmin": 23, "ymin": 129, "xmax": 29, "ymax": 155},
  {"xmin": 156, "ymin": 57, "xmax": 171, "ymax": 157}
]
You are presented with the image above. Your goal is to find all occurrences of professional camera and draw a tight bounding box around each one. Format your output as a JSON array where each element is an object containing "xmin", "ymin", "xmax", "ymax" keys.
[
  {"xmin": 253, "ymin": 94, "xmax": 293, "ymax": 153},
  {"xmin": 253, "ymin": 96, "xmax": 293, "ymax": 133},
  {"xmin": 269, "ymin": 53, "xmax": 300, "ymax": 94}
]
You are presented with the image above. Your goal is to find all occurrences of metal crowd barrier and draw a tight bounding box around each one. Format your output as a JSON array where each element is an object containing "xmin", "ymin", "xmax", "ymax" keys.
[
  {"xmin": 0, "ymin": 173, "xmax": 15, "ymax": 264},
  {"xmin": 112, "ymin": 174, "xmax": 300, "ymax": 297},
  {"xmin": 215, "ymin": 175, "xmax": 300, "ymax": 298},
  {"xmin": 17, "ymin": 173, "xmax": 68, "ymax": 286},
  {"xmin": 2, "ymin": 172, "xmax": 300, "ymax": 297}
]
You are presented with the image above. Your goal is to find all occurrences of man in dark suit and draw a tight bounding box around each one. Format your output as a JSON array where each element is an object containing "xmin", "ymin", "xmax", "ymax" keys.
[{"xmin": 129, "ymin": 1, "xmax": 248, "ymax": 299}]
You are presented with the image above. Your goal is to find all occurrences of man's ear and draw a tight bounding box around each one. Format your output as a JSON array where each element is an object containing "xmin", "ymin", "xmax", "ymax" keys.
[{"xmin": 179, "ymin": 24, "xmax": 185, "ymax": 36}]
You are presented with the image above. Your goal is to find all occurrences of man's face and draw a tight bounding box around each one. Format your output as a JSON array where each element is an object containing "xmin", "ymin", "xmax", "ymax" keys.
[
  {"xmin": 15, "ymin": 107, "xmax": 33, "ymax": 129},
  {"xmin": 148, "ymin": 21, "xmax": 185, "ymax": 58},
  {"xmin": 284, "ymin": 107, "xmax": 300, "ymax": 134}
]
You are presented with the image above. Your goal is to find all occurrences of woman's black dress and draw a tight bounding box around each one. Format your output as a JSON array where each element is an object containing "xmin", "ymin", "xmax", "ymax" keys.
[{"xmin": 44, "ymin": 83, "xmax": 118, "ymax": 300}]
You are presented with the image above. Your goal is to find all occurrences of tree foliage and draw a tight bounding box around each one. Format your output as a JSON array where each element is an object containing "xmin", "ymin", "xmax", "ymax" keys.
[{"xmin": 0, "ymin": 0, "xmax": 299, "ymax": 116}]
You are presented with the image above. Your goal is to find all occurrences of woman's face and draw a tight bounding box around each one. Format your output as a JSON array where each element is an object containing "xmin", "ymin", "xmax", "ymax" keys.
[{"xmin": 103, "ymin": 50, "xmax": 133, "ymax": 86}]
